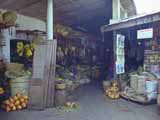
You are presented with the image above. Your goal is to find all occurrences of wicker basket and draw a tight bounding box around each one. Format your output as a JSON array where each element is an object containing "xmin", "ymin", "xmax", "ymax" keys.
[
  {"xmin": 6, "ymin": 63, "xmax": 24, "ymax": 73},
  {"xmin": 55, "ymin": 83, "xmax": 66, "ymax": 90},
  {"xmin": 3, "ymin": 11, "xmax": 17, "ymax": 25}
]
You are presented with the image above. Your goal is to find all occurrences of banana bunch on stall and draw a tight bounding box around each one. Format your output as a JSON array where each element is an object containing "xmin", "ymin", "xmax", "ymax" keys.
[
  {"xmin": 105, "ymin": 81, "xmax": 120, "ymax": 99},
  {"xmin": 16, "ymin": 42, "xmax": 24, "ymax": 56},
  {"xmin": 0, "ymin": 87, "xmax": 4, "ymax": 95},
  {"xmin": 16, "ymin": 42, "xmax": 35, "ymax": 58}
]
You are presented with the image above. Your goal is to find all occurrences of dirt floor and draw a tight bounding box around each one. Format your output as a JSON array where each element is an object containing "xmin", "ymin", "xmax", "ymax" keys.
[{"xmin": 0, "ymin": 82, "xmax": 159, "ymax": 120}]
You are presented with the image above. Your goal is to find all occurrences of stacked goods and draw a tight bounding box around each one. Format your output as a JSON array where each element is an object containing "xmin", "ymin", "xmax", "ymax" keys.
[
  {"xmin": 128, "ymin": 71, "xmax": 158, "ymax": 102},
  {"xmin": 144, "ymin": 50, "xmax": 160, "ymax": 72},
  {"xmin": 56, "ymin": 65, "xmax": 91, "ymax": 89},
  {"xmin": 1, "ymin": 93, "xmax": 28, "ymax": 112},
  {"xmin": 105, "ymin": 81, "xmax": 120, "ymax": 99}
]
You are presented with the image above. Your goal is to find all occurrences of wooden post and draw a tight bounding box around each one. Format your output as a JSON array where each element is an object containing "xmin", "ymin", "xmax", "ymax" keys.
[
  {"xmin": 113, "ymin": 31, "xmax": 117, "ymax": 79},
  {"xmin": 47, "ymin": 0, "xmax": 53, "ymax": 40}
]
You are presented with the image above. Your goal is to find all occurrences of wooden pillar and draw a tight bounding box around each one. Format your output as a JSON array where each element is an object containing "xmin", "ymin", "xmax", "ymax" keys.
[{"xmin": 113, "ymin": 31, "xmax": 117, "ymax": 79}]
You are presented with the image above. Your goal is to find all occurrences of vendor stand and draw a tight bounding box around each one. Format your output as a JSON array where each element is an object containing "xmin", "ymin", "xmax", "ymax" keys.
[{"xmin": 101, "ymin": 11, "xmax": 160, "ymax": 105}]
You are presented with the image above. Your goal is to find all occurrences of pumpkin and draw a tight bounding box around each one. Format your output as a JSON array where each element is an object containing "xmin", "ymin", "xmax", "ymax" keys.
[
  {"xmin": 20, "ymin": 98, "xmax": 25, "ymax": 103},
  {"xmin": 9, "ymin": 98, "xmax": 14, "ymax": 103},
  {"xmin": 6, "ymin": 106, "xmax": 11, "ymax": 112},
  {"xmin": 4, "ymin": 100, "xmax": 10, "ymax": 105},
  {"xmin": 23, "ymin": 95, "xmax": 28, "ymax": 100},
  {"xmin": 12, "ymin": 106, "xmax": 16, "ymax": 111},
  {"xmin": 13, "ymin": 96, "xmax": 18, "ymax": 101},
  {"xmin": 15, "ymin": 100, "xmax": 20, "ymax": 106},
  {"xmin": 17, "ymin": 105, "xmax": 22, "ymax": 110},
  {"xmin": 9, "ymin": 103, "xmax": 14, "ymax": 108},
  {"xmin": 16, "ymin": 93, "xmax": 22, "ymax": 98},
  {"xmin": 21, "ymin": 103, "xmax": 27, "ymax": 108}
]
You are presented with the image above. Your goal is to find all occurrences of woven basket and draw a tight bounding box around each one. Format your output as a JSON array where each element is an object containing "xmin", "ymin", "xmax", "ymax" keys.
[
  {"xmin": 3, "ymin": 11, "xmax": 17, "ymax": 25},
  {"xmin": 55, "ymin": 83, "xmax": 66, "ymax": 90},
  {"xmin": 6, "ymin": 63, "xmax": 24, "ymax": 73}
]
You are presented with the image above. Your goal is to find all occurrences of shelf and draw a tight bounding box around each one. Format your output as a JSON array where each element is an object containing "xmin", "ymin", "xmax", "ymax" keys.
[{"xmin": 0, "ymin": 22, "xmax": 15, "ymax": 29}]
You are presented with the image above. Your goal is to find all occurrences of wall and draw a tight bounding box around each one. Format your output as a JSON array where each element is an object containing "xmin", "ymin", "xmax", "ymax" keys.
[
  {"xmin": 111, "ymin": 0, "xmax": 128, "ymax": 23},
  {"xmin": 16, "ymin": 14, "xmax": 46, "ymax": 31}
]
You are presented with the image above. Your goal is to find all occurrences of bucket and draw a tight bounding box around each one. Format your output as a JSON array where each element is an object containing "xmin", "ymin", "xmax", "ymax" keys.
[
  {"xmin": 146, "ymin": 80, "xmax": 158, "ymax": 101},
  {"xmin": 10, "ymin": 76, "xmax": 30, "ymax": 96},
  {"xmin": 55, "ymin": 89, "xmax": 66, "ymax": 107}
]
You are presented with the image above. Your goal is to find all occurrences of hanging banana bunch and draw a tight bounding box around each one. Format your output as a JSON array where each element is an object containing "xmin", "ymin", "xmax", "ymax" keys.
[
  {"xmin": 16, "ymin": 42, "xmax": 24, "ymax": 56},
  {"xmin": 24, "ymin": 44, "xmax": 32, "ymax": 58}
]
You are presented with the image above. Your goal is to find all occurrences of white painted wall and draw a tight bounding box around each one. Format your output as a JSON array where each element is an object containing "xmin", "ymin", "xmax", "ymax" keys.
[
  {"xmin": 16, "ymin": 14, "xmax": 46, "ymax": 31},
  {"xmin": 111, "ymin": 0, "xmax": 128, "ymax": 23}
]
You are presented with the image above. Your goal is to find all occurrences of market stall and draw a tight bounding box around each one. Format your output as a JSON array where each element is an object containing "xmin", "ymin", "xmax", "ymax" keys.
[{"xmin": 101, "ymin": 11, "xmax": 160, "ymax": 105}]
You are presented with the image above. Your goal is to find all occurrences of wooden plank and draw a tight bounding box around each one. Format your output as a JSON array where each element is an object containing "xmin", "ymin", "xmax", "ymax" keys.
[
  {"xmin": 45, "ymin": 41, "xmax": 55, "ymax": 107},
  {"xmin": 28, "ymin": 44, "xmax": 47, "ymax": 110},
  {"xmin": 28, "ymin": 78, "xmax": 46, "ymax": 110},
  {"xmin": 46, "ymin": 40, "xmax": 57, "ymax": 107}
]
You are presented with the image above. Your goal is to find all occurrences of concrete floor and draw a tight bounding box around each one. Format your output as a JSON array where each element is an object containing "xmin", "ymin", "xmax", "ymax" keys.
[{"xmin": 0, "ymin": 82, "xmax": 159, "ymax": 120}]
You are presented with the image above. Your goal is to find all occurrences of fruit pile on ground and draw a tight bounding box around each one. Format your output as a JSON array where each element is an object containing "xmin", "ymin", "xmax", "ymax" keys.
[
  {"xmin": 1, "ymin": 93, "xmax": 28, "ymax": 112},
  {"xmin": 105, "ymin": 81, "xmax": 120, "ymax": 100}
]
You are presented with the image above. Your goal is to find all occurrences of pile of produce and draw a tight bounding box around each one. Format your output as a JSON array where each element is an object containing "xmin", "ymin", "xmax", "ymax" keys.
[
  {"xmin": 56, "ymin": 101, "xmax": 80, "ymax": 114},
  {"xmin": 65, "ymin": 101, "xmax": 77, "ymax": 108},
  {"xmin": 105, "ymin": 81, "xmax": 120, "ymax": 99},
  {"xmin": 1, "ymin": 93, "xmax": 28, "ymax": 112},
  {"xmin": 56, "ymin": 65, "xmax": 91, "ymax": 88}
]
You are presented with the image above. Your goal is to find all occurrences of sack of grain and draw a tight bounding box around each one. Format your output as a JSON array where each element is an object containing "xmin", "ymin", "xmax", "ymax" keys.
[
  {"xmin": 3, "ymin": 11, "xmax": 17, "ymax": 25},
  {"xmin": 130, "ymin": 74, "xmax": 138, "ymax": 90},
  {"xmin": 137, "ymin": 76, "xmax": 147, "ymax": 94}
]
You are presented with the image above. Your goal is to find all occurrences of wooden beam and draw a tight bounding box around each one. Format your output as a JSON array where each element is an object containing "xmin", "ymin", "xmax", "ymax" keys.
[{"xmin": 101, "ymin": 12, "xmax": 160, "ymax": 32}]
